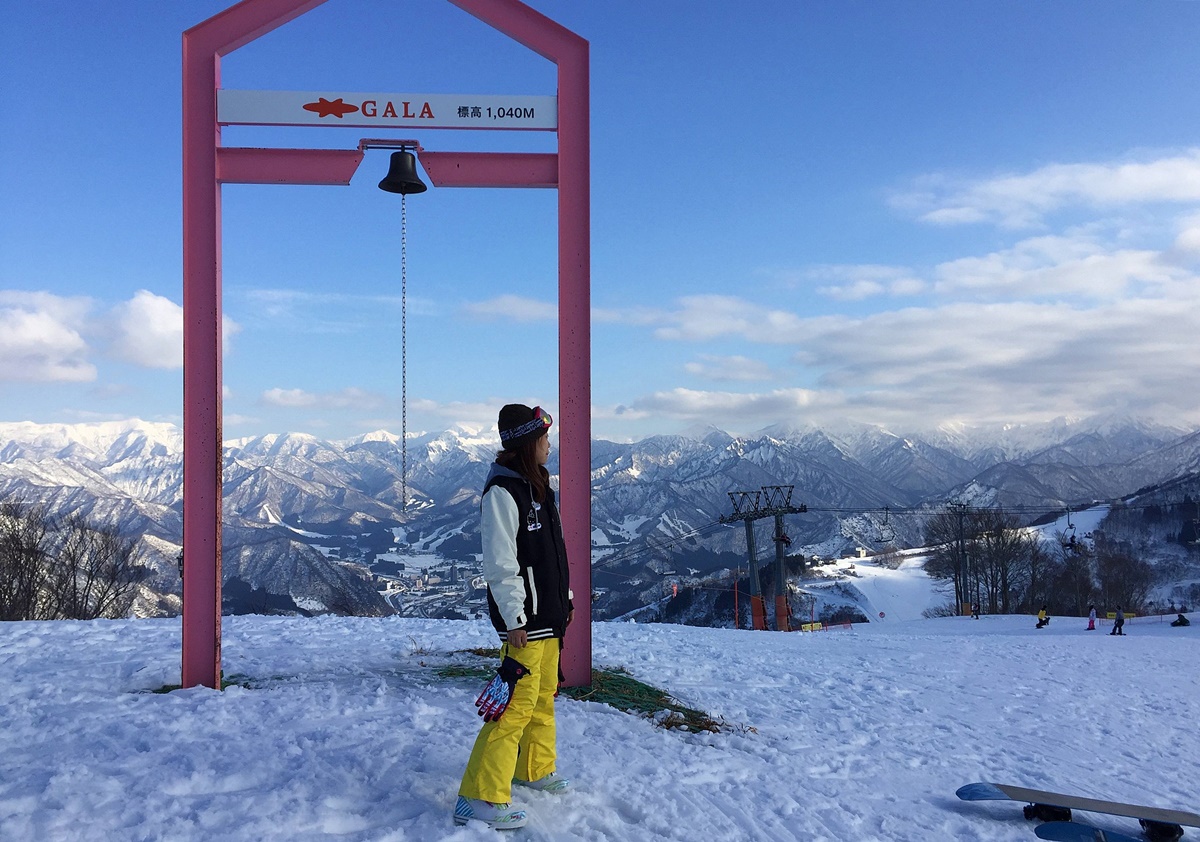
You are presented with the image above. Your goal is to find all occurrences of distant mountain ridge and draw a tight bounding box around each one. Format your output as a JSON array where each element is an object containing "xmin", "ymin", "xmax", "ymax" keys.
[{"xmin": 2, "ymin": 415, "xmax": 1199, "ymax": 618}]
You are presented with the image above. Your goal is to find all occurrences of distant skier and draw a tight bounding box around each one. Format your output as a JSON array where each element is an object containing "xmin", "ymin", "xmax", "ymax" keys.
[
  {"xmin": 1087, "ymin": 604, "xmax": 1097, "ymax": 631},
  {"xmin": 1171, "ymin": 613, "xmax": 1190, "ymax": 627},
  {"xmin": 1036, "ymin": 606, "xmax": 1049, "ymax": 629},
  {"xmin": 1109, "ymin": 606, "xmax": 1125, "ymax": 636},
  {"xmin": 971, "ymin": 602, "xmax": 980, "ymax": 619}
]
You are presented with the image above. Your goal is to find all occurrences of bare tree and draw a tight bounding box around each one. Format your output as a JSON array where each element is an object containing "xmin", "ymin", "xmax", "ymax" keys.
[
  {"xmin": 0, "ymin": 502, "xmax": 54, "ymax": 620},
  {"xmin": 971, "ymin": 509, "xmax": 1027, "ymax": 614},
  {"xmin": 872, "ymin": 546, "xmax": 905, "ymax": 570},
  {"xmin": 1050, "ymin": 535, "xmax": 1095, "ymax": 617},
  {"xmin": 1, "ymin": 502, "xmax": 146, "ymax": 621},
  {"xmin": 923, "ymin": 507, "xmax": 969, "ymax": 609},
  {"xmin": 46, "ymin": 516, "xmax": 145, "ymax": 620},
  {"xmin": 926, "ymin": 507, "xmax": 1034, "ymax": 614},
  {"xmin": 1023, "ymin": 535, "xmax": 1058, "ymax": 613},
  {"xmin": 1095, "ymin": 538, "xmax": 1153, "ymax": 612}
]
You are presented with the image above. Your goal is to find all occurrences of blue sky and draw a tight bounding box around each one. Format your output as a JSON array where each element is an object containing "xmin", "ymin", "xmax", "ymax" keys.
[{"xmin": 3, "ymin": 0, "xmax": 1200, "ymax": 442}]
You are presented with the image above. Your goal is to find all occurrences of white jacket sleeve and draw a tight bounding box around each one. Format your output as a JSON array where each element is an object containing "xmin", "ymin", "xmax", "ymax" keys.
[{"xmin": 481, "ymin": 485, "xmax": 527, "ymax": 630}]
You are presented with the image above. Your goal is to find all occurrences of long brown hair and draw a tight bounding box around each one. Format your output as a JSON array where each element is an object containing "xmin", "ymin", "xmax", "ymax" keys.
[{"xmin": 496, "ymin": 437, "xmax": 549, "ymax": 503}]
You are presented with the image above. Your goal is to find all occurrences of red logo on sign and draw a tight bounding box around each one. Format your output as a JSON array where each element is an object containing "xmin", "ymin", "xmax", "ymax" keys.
[{"xmin": 302, "ymin": 98, "xmax": 359, "ymax": 119}]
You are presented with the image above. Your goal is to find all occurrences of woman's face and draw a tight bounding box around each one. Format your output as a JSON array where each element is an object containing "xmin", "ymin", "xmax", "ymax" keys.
[{"xmin": 535, "ymin": 434, "xmax": 550, "ymax": 465}]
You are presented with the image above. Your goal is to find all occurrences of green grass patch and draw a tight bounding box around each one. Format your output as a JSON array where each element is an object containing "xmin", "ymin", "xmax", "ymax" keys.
[
  {"xmin": 440, "ymin": 650, "xmax": 748, "ymax": 734},
  {"xmin": 150, "ymin": 671, "xmax": 250, "ymax": 694},
  {"xmin": 560, "ymin": 667, "xmax": 738, "ymax": 734},
  {"xmin": 466, "ymin": 646, "xmax": 501, "ymax": 658},
  {"xmin": 435, "ymin": 663, "xmax": 494, "ymax": 680}
]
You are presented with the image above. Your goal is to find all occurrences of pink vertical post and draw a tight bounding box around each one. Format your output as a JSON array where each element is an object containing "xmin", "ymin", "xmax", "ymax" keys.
[
  {"xmin": 183, "ymin": 0, "xmax": 332, "ymax": 689},
  {"xmin": 181, "ymin": 27, "xmax": 223, "ymax": 690},
  {"xmin": 450, "ymin": 0, "xmax": 592, "ymax": 688},
  {"xmin": 555, "ymin": 29, "xmax": 591, "ymax": 688}
]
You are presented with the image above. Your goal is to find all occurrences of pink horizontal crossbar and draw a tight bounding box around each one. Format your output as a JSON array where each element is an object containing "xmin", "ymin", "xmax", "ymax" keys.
[
  {"xmin": 419, "ymin": 151, "xmax": 557, "ymax": 188},
  {"xmin": 216, "ymin": 147, "xmax": 365, "ymax": 185}
]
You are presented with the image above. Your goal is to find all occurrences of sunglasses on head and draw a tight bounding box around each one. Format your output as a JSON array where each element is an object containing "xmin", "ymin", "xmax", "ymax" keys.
[{"xmin": 531, "ymin": 406, "xmax": 553, "ymax": 430}]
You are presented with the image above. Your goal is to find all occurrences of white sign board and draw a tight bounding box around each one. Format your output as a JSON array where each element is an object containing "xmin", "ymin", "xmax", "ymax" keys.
[{"xmin": 217, "ymin": 89, "xmax": 557, "ymax": 131}]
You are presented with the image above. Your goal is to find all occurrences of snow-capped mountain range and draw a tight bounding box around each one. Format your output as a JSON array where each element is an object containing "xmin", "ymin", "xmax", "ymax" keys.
[{"xmin": 2, "ymin": 415, "xmax": 1199, "ymax": 617}]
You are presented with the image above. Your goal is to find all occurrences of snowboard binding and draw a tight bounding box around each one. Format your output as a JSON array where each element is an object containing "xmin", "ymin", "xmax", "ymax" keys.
[
  {"xmin": 1139, "ymin": 818, "xmax": 1184, "ymax": 842},
  {"xmin": 1024, "ymin": 803, "xmax": 1073, "ymax": 823}
]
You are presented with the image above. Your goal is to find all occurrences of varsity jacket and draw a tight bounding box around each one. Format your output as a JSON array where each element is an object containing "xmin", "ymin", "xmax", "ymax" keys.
[{"xmin": 480, "ymin": 463, "xmax": 573, "ymax": 642}]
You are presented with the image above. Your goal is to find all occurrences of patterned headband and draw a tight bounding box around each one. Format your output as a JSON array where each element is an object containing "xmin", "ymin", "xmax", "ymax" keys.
[{"xmin": 500, "ymin": 406, "xmax": 552, "ymax": 442}]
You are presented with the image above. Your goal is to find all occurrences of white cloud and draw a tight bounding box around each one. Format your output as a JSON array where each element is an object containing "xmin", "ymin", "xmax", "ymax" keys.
[
  {"xmin": 1175, "ymin": 212, "xmax": 1200, "ymax": 255},
  {"xmin": 60, "ymin": 409, "xmax": 130, "ymax": 422},
  {"xmin": 108, "ymin": 291, "xmax": 183, "ymax": 369},
  {"xmin": 933, "ymin": 235, "xmax": 1184, "ymax": 300},
  {"xmin": 655, "ymin": 295, "xmax": 804, "ymax": 343},
  {"xmin": 890, "ymin": 278, "xmax": 928, "ymax": 297},
  {"xmin": 406, "ymin": 398, "xmax": 558, "ymax": 435},
  {"xmin": 410, "ymin": 397, "xmax": 497, "ymax": 420},
  {"xmin": 788, "ymin": 293, "xmax": 1200, "ymax": 425},
  {"xmin": 105, "ymin": 290, "xmax": 239, "ymax": 369},
  {"xmin": 820, "ymin": 279, "xmax": 885, "ymax": 301},
  {"xmin": 591, "ymin": 305, "xmax": 663, "ymax": 326},
  {"xmin": 628, "ymin": 387, "xmax": 836, "ymax": 429},
  {"xmin": 88, "ymin": 383, "xmax": 135, "ymax": 399},
  {"xmin": 607, "ymin": 287, "xmax": 1200, "ymax": 432},
  {"xmin": 600, "ymin": 250, "xmax": 1200, "ymax": 433},
  {"xmin": 261, "ymin": 388, "xmax": 316, "ymax": 408},
  {"xmin": 260, "ymin": 386, "xmax": 384, "ymax": 410},
  {"xmin": 684, "ymin": 355, "xmax": 775, "ymax": 382},
  {"xmin": 892, "ymin": 148, "xmax": 1200, "ymax": 228},
  {"xmin": 462, "ymin": 294, "xmax": 556, "ymax": 322},
  {"xmin": 0, "ymin": 292, "xmax": 95, "ymax": 382},
  {"xmin": 223, "ymin": 413, "xmax": 260, "ymax": 427},
  {"xmin": 0, "ymin": 288, "xmax": 244, "ymax": 383},
  {"xmin": 803, "ymin": 265, "xmax": 928, "ymax": 301}
]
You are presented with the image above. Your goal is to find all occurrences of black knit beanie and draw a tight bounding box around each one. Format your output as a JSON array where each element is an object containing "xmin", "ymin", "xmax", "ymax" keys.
[{"xmin": 498, "ymin": 403, "xmax": 551, "ymax": 451}]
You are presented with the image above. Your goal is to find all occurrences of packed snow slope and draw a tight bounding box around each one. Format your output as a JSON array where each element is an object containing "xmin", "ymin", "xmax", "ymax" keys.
[
  {"xmin": 813, "ymin": 554, "xmax": 954, "ymax": 622},
  {"xmin": 0, "ymin": 613, "xmax": 1195, "ymax": 842}
]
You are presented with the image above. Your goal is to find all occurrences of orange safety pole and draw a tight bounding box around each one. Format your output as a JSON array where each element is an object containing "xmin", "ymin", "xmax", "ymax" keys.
[{"xmin": 750, "ymin": 595, "xmax": 767, "ymax": 631}]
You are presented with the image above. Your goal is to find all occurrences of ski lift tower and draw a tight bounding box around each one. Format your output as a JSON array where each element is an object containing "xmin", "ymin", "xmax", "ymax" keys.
[{"xmin": 721, "ymin": 485, "xmax": 807, "ymax": 631}]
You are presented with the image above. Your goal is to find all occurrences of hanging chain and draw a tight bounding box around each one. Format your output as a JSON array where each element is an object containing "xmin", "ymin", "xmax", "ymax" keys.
[{"xmin": 400, "ymin": 191, "xmax": 408, "ymax": 511}]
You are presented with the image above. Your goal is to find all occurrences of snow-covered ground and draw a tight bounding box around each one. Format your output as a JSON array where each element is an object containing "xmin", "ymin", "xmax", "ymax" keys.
[
  {"xmin": 831, "ymin": 554, "xmax": 954, "ymax": 622},
  {"xmin": 376, "ymin": 550, "xmax": 447, "ymax": 572},
  {"xmin": 0, "ymin": 609, "xmax": 1195, "ymax": 841}
]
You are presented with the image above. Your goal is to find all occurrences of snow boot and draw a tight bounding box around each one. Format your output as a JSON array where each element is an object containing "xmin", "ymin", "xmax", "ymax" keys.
[
  {"xmin": 453, "ymin": 796, "xmax": 528, "ymax": 830},
  {"xmin": 514, "ymin": 772, "xmax": 571, "ymax": 794}
]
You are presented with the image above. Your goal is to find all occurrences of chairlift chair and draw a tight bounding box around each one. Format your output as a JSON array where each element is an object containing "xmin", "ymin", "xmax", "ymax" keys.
[{"xmin": 876, "ymin": 507, "xmax": 895, "ymax": 543}]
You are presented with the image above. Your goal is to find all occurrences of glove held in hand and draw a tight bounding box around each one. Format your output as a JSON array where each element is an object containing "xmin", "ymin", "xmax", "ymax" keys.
[{"xmin": 475, "ymin": 655, "xmax": 529, "ymax": 722}]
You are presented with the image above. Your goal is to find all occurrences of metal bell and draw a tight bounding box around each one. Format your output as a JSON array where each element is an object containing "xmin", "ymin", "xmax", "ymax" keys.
[{"xmin": 378, "ymin": 150, "xmax": 428, "ymax": 194}]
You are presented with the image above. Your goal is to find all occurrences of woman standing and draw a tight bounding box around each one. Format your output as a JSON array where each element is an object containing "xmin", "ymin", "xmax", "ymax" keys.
[{"xmin": 454, "ymin": 404, "xmax": 574, "ymax": 830}]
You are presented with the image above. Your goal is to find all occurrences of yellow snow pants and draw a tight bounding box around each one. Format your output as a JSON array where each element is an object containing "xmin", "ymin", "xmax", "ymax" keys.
[{"xmin": 458, "ymin": 638, "xmax": 560, "ymax": 803}]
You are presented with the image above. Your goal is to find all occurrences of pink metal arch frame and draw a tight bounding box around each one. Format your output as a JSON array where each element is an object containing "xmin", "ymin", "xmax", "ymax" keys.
[{"xmin": 183, "ymin": 0, "xmax": 591, "ymax": 688}]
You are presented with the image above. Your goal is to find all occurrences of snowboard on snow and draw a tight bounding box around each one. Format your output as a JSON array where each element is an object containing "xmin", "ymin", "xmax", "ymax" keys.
[
  {"xmin": 956, "ymin": 782, "xmax": 1200, "ymax": 842},
  {"xmin": 1035, "ymin": 821, "xmax": 1144, "ymax": 842}
]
